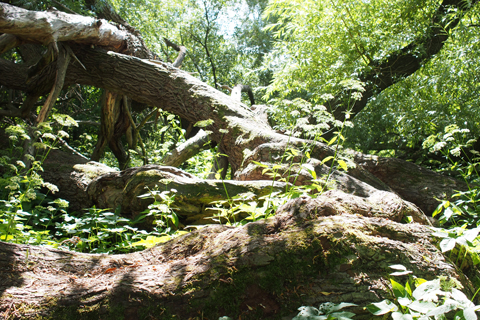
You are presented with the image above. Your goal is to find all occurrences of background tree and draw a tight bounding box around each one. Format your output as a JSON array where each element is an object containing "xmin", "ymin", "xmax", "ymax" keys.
[{"xmin": 263, "ymin": 0, "xmax": 480, "ymax": 153}]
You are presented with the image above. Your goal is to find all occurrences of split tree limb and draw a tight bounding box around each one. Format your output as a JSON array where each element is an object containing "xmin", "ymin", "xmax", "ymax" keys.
[
  {"xmin": 36, "ymin": 43, "xmax": 71, "ymax": 124},
  {"xmin": 161, "ymin": 129, "xmax": 212, "ymax": 167},
  {"xmin": 163, "ymin": 37, "xmax": 187, "ymax": 68},
  {"xmin": 232, "ymin": 84, "xmax": 255, "ymax": 106},
  {"xmin": 0, "ymin": 3, "xmax": 130, "ymax": 51}
]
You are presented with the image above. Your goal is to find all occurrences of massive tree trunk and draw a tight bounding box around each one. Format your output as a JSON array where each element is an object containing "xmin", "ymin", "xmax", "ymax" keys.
[
  {"xmin": 0, "ymin": 3, "xmax": 477, "ymax": 319},
  {"xmin": 1, "ymin": 195, "xmax": 478, "ymax": 320}
]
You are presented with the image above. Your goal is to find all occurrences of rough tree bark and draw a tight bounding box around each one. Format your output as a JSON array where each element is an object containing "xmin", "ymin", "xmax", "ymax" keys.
[
  {"xmin": 0, "ymin": 192, "xmax": 478, "ymax": 319},
  {"xmin": 0, "ymin": 3, "xmax": 477, "ymax": 319}
]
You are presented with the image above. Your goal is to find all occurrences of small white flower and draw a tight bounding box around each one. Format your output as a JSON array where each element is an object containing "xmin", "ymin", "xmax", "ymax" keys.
[
  {"xmin": 57, "ymin": 130, "xmax": 69, "ymax": 138},
  {"xmin": 42, "ymin": 182, "xmax": 59, "ymax": 194},
  {"xmin": 351, "ymin": 91, "xmax": 363, "ymax": 101},
  {"xmin": 432, "ymin": 142, "xmax": 446, "ymax": 152},
  {"xmin": 42, "ymin": 133, "xmax": 56, "ymax": 140}
]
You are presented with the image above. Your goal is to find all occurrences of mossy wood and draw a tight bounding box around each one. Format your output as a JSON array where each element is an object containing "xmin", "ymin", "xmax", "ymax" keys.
[{"xmin": 1, "ymin": 195, "xmax": 477, "ymax": 319}]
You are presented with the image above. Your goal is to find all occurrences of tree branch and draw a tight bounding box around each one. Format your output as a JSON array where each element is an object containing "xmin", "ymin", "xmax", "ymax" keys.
[
  {"xmin": 161, "ymin": 129, "xmax": 212, "ymax": 167},
  {"xmin": 36, "ymin": 43, "xmax": 71, "ymax": 124},
  {"xmin": 0, "ymin": 33, "xmax": 21, "ymax": 54},
  {"xmin": 232, "ymin": 84, "xmax": 255, "ymax": 106},
  {"xmin": 163, "ymin": 37, "xmax": 187, "ymax": 68},
  {"xmin": 0, "ymin": 2, "xmax": 137, "ymax": 53}
]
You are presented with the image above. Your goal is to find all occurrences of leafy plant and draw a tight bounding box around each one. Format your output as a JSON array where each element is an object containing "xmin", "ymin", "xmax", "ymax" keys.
[
  {"xmin": 292, "ymin": 302, "xmax": 357, "ymax": 320},
  {"xmin": 431, "ymin": 226, "xmax": 480, "ymax": 269},
  {"xmin": 433, "ymin": 191, "xmax": 480, "ymax": 228},
  {"xmin": 423, "ymin": 125, "xmax": 479, "ymax": 185},
  {"xmin": 0, "ymin": 120, "xmax": 73, "ymax": 243},
  {"xmin": 130, "ymin": 187, "xmax": 188, "ymax": 249},
  {"xmin": 54, "ymin": 206, "xmax": 134, "ymax": 253},
  {"xmin": 367, "ymin": 265, "xmax": 480, "ymax": 320},
  {"xmin": 138, "ymin": 188, "xmax": 180, "ymax": 230}
]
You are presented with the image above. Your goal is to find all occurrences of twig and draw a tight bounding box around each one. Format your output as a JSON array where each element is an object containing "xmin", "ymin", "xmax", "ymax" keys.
[
  {"xmin": 163, "ymin": 38, "xmax": 187, "ymax": 68},
  {"xmin": 57, "ymin": 138, "xmax": 89, "ymax": 160},
  {"xmin": 51, "ymin": 0, "xmax": 77, "ymax": 14}
]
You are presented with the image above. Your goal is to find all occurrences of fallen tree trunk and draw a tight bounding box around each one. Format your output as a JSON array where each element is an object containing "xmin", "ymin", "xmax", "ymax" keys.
[{"xmin": 0, "ymin": 195, "xmax": 475, "ymax": 320}]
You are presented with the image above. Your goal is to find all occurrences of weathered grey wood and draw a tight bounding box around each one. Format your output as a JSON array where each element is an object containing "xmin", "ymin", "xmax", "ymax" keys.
[{"xmin": 0, "ymin": 3, "xmax": 130, "ymax": 49}]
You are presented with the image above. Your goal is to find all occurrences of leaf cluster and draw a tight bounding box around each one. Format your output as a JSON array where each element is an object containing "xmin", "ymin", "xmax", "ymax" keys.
[{"xmin": 367, "ymin": 265, "xmax": 480, "ymax": 320}]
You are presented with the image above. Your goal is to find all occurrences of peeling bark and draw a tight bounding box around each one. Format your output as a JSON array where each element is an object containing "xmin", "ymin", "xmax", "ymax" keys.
[{"xmin": 0, "ymin": 3, "xmax": 145, "ymax": 55}]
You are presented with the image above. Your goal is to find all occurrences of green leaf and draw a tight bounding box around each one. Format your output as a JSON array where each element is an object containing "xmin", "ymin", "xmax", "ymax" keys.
[
  {"xmin": 389, "ymin": 264, "xmax": 407, "ymax": 271},
  {"xmin": 405, "ymin": 281, "xmax": 413, "ymax": 296},
  {"xmin": 407, "ymin": 300, "xmax": 437, "ymax": 313},
  {"xmin": 194, "ymin": 119, "xmax": 214, "ymax": 127},
  {"xmin": 390, "ymin": 279, "xmax": 407, "ymax": 298},
  {"xmin": 451, "ymin": 288, "xmax": 472, "ymax": 306},
  {"xmin": 443, "ymin": 207, "xmax": 454, "ymax": 220},
  {"xmin": 328, "ymin": 136, "xmax": 338, "ymax": 146},
  {"xmin": 337, "ymin": 160, "xmax": 348, "ymax": 171},
  {"xmin": 412, "ymin": 279, "xmax": 442, "ymax": 300},
  {"xmin": 432, "ymin": 202, "xmax": 446, "ymax": 218},
  {"xmin": 329, "ymin": 311, "xmax": 356, "ymax": 319},
  {"xmin": 426, "ymin": 303, "xmax": 457, "ymax": 317},
  {"xmin": 463, "ymin": 228, "xmax": 480, "ymax": 242},
  {"xmin": 440, "ymin": 237, "xmax": 456, "ymax": 252},
  {"xmin": 171, "ymin": 213, "xmax": 179, "ymax": 227},
  {"xmin": 390, "ymin": 270, "xmax": 413, "ymax": 276},
  {"xmin": 390, "ymin": 264, "xmax": 412, "ymax": 276},
  {"xmin": 294, "ymin": 306, "xmax": 320, "ymax": 317},
  {"xmin": 131, "ymin": 235, "xmax": 171, "ymax": 248},
  {"xmin": 252, "ymin": 161, "xmax": 268, "ymax": 168},
  {"xmin": 397, "ymin": 297, "xmax": 412, "ymax": 307},
  {"xmin": 391, "ymin": 312, "xmax": 413, "ymax": 320},
  {"xmin": 462, "ymin": 307, "xmax": 478, "ymax": 320},
  {"xmin": 321, "ymin": 156, "xmax": 334, "ymax": 165},
  {"xmin": 289, "ymin": 148, "xmax": 300, "ymax": 156},
  {"xmin": 366, "ymin": 300, "xmax": 398, "ymax": 315},
  {"xmin": 328, "ymin": 302, "xmax": 358, "ymax": 312}
]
